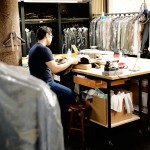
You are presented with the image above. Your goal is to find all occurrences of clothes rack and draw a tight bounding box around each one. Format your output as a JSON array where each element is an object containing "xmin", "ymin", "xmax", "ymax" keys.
[
  {"xmin": 92, "ymin": 12, "xmax": 139, "ymax": 18},
  {"xmin": 89, "ymin": 12, "xmax": 145, "ymax": 56},
  {"xmin": 19, "ymin": 1, "xmax": 91, "ymax": 56}
]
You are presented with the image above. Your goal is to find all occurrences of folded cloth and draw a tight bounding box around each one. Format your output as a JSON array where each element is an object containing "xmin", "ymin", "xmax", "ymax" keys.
[
  {"xmin": 111, "ymin": 91, "xmax": 133, "ymax": 113},
  {"xmin": 123, "ymin": 92, "xmax": 134, "ymax": 113},
  {"xmin": 111, "ymin": 94, "xmax": 119, "ymax": 112},
  {"xmin": 117, "ymin": 93, "xmax": 123, "ymax": 112},
  {"xmin": 111, "ymin": 93, "xmax": 124, "ymax": 112},
  {"xmin": 126, "ymin": 92, "xmax": 134, "ymax": 112}
]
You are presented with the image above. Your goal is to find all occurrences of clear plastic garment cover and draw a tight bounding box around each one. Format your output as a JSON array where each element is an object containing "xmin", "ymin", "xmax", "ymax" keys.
[{"xmin": 0, "ymin": 61, "xmax": 64, "ymax": 150}]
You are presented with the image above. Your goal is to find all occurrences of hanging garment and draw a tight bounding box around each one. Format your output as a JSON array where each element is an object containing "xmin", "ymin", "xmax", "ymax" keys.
[
  {"xmin": 63, "ymin": 26, "xmax": 88, "ymax": 52},
  {"xmin": 140, "ymin": 15, "xmax": 150, "ymax": 56},
  {"xmin": 25, "ymin": 28, "xmax": 31, "ymax": 51},
  {"xmin": 89, "ymin": 17, "xmax": 100, "ymax": 46},
  {"xmin": 31, "ymin": 30, "xmax": 37, "ymax": 47},
  {"xmin": 90, "ymin": 14, "xmax": 143, "ymax": 55}
]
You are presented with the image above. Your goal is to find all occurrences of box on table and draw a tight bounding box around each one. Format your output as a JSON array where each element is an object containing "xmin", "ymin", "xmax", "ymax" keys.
[{"xmin": 86, "ymin": 93, "xmax": 133, "ymax": 126}]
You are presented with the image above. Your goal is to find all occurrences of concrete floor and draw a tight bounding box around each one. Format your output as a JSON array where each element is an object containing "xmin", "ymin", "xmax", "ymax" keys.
[{"xmin": 65, "ymin": 113, "xmax": 150, "ymax": 150}]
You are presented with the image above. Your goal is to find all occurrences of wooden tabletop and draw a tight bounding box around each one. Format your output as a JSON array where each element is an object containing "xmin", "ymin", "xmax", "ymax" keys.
[{"xmin": 72, "ymin": 57, "xmax": 150, "ymax": 80}]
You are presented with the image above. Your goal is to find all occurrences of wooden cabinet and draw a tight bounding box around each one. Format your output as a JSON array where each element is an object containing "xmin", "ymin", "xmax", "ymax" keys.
[{"xmin": 18, "ymin": 1, "xmax": 91, "ymax": 56}]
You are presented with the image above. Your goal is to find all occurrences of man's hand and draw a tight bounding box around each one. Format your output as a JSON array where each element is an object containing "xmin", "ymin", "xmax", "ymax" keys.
[{"xmin": 70, "ymin": 57, "xmax": 80, "ymax": 65}]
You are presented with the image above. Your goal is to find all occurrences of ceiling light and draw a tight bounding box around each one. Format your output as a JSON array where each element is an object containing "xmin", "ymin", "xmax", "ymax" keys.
[{"xmin": 18, "ymin": 0, "xmax": 90, "ymax": 3}]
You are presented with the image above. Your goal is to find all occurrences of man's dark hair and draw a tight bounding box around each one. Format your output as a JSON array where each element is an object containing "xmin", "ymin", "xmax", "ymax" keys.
[{"xmin": 36, "ymin": 26, "xmax": 52, "ymax": 40}]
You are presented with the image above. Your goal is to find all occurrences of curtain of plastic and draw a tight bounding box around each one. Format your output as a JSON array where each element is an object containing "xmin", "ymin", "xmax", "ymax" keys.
[{"xmin": 0, "ymin": 61, "xmax": 64, "ymax": 150}]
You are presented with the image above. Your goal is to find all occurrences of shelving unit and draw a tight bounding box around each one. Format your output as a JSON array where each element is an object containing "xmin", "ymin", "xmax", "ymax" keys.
[
  {"xmin": 18, "ymin": 1, "xmax": 91, "ymax": 56},
  {"xmin": 73, "ymin": 74, "xmax": 140, "ymax": 129}
]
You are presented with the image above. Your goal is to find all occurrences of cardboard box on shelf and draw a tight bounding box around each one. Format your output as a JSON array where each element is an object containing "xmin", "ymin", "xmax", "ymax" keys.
[{"xmin": 86, "ymin": 93, "xmax": 133, "ymax": 126}]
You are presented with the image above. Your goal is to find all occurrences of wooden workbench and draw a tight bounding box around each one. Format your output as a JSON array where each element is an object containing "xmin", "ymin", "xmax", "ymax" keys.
[{"xmin": 72, "ymin": 57, "xmax": 150, "ymax": 143}]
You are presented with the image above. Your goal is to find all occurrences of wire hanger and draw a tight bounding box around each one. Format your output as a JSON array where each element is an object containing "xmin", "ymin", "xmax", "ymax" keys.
[{"xmin": 3, "ymin": 32, "xmax": 26, "ymax": 51}]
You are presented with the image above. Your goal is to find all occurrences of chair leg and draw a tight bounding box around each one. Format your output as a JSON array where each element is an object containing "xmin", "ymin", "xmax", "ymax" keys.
[
  {"xmin": 68, "ymin": 107, "xmax": 86, "ymax": 147},
  {"xmin": 68, "ymin": 110, "xmax": 73, "ymax": 139},
  {"xmin": 80, "ymin": 110, "xmax": 85, "ymax": 144}
]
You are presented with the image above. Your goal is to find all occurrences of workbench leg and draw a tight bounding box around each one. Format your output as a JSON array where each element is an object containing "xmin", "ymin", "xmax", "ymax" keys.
[
  {"xmin": 138, "ymin": 77, "xmax": 142, "ymax": 134},
  {"xmin": 147, "ymin": 74, "xmax": 150, "ymax": 131},
  {"xmin": 107, "ymin": 81, "xmax": 114, "ymax": 147}
]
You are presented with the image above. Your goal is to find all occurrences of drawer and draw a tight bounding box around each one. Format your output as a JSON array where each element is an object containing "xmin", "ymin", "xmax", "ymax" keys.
[
  {"xmin": 73, "ymin": 75, "xmax": 127, "ymax": 88},
  {"xmin": 73, "ymin": 75, "xmax": 103, "ymax": 88}
]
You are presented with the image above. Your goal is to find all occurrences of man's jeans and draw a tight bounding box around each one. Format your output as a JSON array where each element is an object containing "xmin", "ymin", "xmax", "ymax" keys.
[{"xmin": 48, "ymin": 80, "xmax": 76, "ymax": 133}]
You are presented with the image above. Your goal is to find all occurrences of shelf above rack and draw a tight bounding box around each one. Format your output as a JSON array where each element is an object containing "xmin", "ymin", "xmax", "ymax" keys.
[
  {"xmin": 61, "ymin": 18, "xmax": 89, "ymax": 23},
  {"xmin": 24, "ymin": 18, "xmax": 89, "ymax": 24},
  {"xmin": 25, "ymin": 18, "xmax": 58, "ymax": 24}
]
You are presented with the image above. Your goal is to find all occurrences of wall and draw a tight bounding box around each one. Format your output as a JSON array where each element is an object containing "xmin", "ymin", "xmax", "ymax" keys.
[
  {"xmin": 91, "ymin": 0, "xmax": 102, "ymax": 15},
  {"xmin": 108, "ymin": 0, "xmax": 150, "ymax": 13},
  {"xmin": 91, "ymin": 0, "xmax": 107, "ymax": 15}
]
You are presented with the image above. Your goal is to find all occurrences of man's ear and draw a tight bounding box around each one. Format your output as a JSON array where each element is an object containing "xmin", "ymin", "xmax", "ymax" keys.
[{"xmin": 45, "ymin": 33, "xmax": 49, "ymax": 38}]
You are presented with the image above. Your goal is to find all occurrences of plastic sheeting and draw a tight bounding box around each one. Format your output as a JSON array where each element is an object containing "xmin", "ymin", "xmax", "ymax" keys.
[{"xmin": 0, "ymin": 61, "xmax": 64, "ymax": 150}]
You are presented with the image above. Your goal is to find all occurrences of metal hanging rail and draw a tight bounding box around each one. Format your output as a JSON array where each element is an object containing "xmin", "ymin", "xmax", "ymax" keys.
[
  {"xmin": 92, "ymin": 12, "xmax": 139, "ymax": 18},
  {"xmin": 105, "ymin": 12, "xmax": 139, "ymax": 16}
]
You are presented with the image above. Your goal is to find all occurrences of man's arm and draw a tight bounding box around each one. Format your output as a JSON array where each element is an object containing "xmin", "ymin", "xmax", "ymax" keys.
[{"xmin": 46, "ymin": 57, "xmax": 79, "ymax": 74}]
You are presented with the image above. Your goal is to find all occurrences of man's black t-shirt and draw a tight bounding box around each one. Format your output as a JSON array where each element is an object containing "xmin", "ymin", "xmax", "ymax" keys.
[{"xmin": 28, "ymin": 43, "xmax": 54, "ymax": 83}]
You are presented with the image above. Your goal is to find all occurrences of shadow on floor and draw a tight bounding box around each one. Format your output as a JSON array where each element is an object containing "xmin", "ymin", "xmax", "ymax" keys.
[{"xmin": 65, "ymin": 114, "xmax": 150, "ymax": 150}]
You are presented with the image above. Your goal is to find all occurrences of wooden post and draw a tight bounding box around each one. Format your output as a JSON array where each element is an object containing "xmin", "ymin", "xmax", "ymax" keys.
[{"xmin": 0, "ymin": 0, "xmax": 22, "ymax": 65}]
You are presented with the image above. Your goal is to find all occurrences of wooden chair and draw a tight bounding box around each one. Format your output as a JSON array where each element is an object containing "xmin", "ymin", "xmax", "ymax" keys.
[{"xmin": 68, "ymin": 103, "xmax": 88, "ymax": 145}]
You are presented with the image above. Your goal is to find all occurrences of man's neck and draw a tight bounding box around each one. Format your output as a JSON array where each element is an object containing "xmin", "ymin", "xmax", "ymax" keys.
[{"xmin": 38, "ymin": 39, "xmax": 46, "ymax": 46}]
